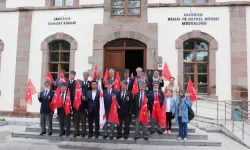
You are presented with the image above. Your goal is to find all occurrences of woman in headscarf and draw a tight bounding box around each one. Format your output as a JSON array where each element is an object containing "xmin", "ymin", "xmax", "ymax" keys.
[
  {"xmin": 167, "ymin": 77, "xmax": 179, "ymax": 99},
  {"xmin": 148, "ymin": 71, "xmax": 164, "ymax": 91}
]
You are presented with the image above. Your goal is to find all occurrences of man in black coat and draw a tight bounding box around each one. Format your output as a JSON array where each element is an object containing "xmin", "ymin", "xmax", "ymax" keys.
[
  {"xmin": 148, "ymin": 81, "xmax": 165, "ymax": 134},
  {"xmin": 121, "ymin": 69, "xmax": 134, "ymax": 91},
  {"xmin": 117, "ymin": 80, "xmax": 133, "ymax": 139},
  {"xmin": 87, "ymin": 80, "xmax": 100, "ymax": 139},
  {"xmin": 38, "ymin": 80, "xmax": 55, "ymax": 136},
  {"xmin": 57, "ymin": 82, "xmax": 72, "ymax": 137},
  {"xmin": 96, "ymin": 71, "xmax": 105, "ymax": 90}
]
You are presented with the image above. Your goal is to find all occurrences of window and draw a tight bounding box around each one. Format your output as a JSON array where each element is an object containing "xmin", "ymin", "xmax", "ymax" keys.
[
  {"xmin": 48, "ymin": 40, "xmax": 70, "ymax": 80},
  {"xmin": 54, "ymin": 0, "xmax": 73, "ymax": 6},
  {"xmin": 183, "ymin": 0, "xmax": 207, "ymax": 4},
  {"xmin": 111, "ymin": 0, "xmax": 141, "ymax": 16},
  {"xmin": 183, "ymin": 39, "xmax": 209, "ymax": 94}
]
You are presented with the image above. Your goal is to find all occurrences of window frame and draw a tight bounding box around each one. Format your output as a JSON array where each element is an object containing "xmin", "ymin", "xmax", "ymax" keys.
[
  {"xmin": 53, "ymin": 0, "xmax": 74, "ymax": 7},
  {"xmin": 48, "ymin": 40, "xmax": 70, "ymax": 80},
  {"xmin": 111, "ymin": 0, "xmax": 141, "ymax": 18},
  {"xmin": 183, "ymin": 39, "xmax": 209, "ymax": 94},
  {"xmin": 182, "ymin": 0, "xmax": 208, "ymax": 4}
]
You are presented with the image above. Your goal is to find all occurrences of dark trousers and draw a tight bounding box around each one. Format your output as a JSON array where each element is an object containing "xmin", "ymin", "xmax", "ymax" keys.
[
  {"xmin": 178, "ymin": 116, "xmax": 188, "ymax": 138},
  {"xmin": 73, "ymin": 111, "xmax": 87, "ymax": 135},
  {"xmin": 59, "ymin": 114, "xmax": 71, "ymax": 134},
  {"xmin": 40, "ymin": 114, "xmax": 52, "ymax": 133},
  {"xmin": 166, "ymin": 112, "xmax": 172, "ymax": 130},
  {"xmin": 88, "ymin": 110, "xmax": 99, "ymax": 136},
  {"xmin": 117, "ymin": 115, "xmax": 130, "ymax": 136}
]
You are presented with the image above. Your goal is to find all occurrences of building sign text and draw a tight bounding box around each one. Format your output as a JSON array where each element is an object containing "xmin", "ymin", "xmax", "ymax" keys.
[{"xmin": 48, "ymin": 17, "xmax": 76, "ymax": 25}]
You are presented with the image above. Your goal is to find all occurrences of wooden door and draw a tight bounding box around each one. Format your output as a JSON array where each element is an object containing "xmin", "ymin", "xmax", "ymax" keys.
[{"xmin": 104, "ymin": 50, "xmax": 125, "ymax": 77}]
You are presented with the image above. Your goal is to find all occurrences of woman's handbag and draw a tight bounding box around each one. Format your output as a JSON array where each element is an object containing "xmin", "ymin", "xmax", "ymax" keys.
[{"xmin": 188, "ymin": 108, "xmax": 195, "ymax": 121}]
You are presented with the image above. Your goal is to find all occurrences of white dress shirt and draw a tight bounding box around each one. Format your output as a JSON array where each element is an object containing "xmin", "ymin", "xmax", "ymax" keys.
[
  {"xmin": 92, "ymin": 90, "xmax": 97, "ymax": 100},
  {"xmin": 121, "ymin": 90, "xmax": 126, "ymax": 99},
  {"xmin": 166, "ymin": 97, "xmax": 171, "ymax": 112}
]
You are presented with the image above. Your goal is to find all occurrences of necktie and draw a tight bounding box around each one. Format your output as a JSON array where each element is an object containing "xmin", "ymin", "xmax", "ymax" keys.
[
  {"xmin": 44, "ymin": 90, "xmax": 47, "ymax": 96},
  {"xmin": 108, "ymin": 90, "xmax": 111, "ymax": 96},
  {"xmin": 122, "ymin": 91, "xmax": 125, "ymax": 100},
  {"xmin": 139, "ymin": 93, "xmax": 142, "ymax": 107}
]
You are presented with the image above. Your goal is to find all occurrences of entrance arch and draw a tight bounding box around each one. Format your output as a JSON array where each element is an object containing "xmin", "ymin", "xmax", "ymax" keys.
[{"xmin": 104, "ymin": 39, "xmax": 146, "ymax": 77}]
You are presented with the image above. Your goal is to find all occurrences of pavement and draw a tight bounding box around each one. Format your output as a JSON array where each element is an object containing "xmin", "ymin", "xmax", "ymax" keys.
[{"xmin": 0, "ymin": 125, "xmax": 248, "ymax": 150}]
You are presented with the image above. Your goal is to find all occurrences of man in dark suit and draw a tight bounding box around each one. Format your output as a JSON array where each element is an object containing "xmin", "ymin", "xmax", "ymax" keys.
[
  {"xmin": 117, "ymin": 80, "xmax": 133, "ymax": 139},
  {"xmin": 38, "ymin": 80, "xmax": 55, "ymax": 136},
  {"xmin": 121, "ymin": 69, "xmax": 134, "ymax": 91},
  {"xmin": 57, "ymin": 82, "xmax": 72, "ymax": 137},
  {"xmin": 134, "ymin": 82, "xmax": 149, "ymax": 141},
  {"xmin": 148, "ymin": 81, "xmax": 165, "ymax": 135},
  {"xmin": 96, "ymin": 71, "xmax": 105, "ymax": 90},
  {"xmin": 103, "ymin": 79, "xmax": 119, "ymax": 140},
  {"xmin": 87, "ymin": 80, "xmax": 100, "ymax": 139}
]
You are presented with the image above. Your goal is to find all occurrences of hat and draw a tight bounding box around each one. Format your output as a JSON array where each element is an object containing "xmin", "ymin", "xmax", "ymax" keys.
[
  {"xmin": 123, "ymin": 69, "xmax": 130, "ymax": 74},
  {"xmin": 70, "ymin": 70, "xmax": 76, "ymax": 75},
  {"xmin": 106, "ymin": 79, "xmax": 113, "ymax": 85},
  {"xmin": 152, "ymin": 81, "xmax": 159, "ymax": 85},
  {"xmin": 139, "ymin": 82, "xmax": 146, "ymax": 89},
  {"xmin": 61, "ymin": 82, "xmax": 68, "ymax": 87},
  {"xmin": 44, "ymin": 80, "xmax": 51, "ymax": 85},
  {"xmin": 121, "ymin": 80, "xmax": 128, "ymax": 86}
]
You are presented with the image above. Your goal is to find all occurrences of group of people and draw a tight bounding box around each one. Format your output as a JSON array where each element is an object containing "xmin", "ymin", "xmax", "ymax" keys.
[{"xmin": 37, "ymin": 67, "xmax": 192, "ymax": 141}]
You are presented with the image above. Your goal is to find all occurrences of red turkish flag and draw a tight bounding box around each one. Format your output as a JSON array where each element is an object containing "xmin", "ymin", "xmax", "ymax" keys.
[
  {"xmin": 130, "ymin": 73, "xmax": 133, "ymax": 78},
  {"xmin": 60, "ymin": 72, "xmax": 66, "ymax": 83},
  {"xmin": 73, "ymin": 81, "xmax": 81, "ymax": 110},
  {"xmin": 64, "ymin": 90, "xmax": 71, "ymax": 116},
  {"xmin": 187, "ymin": 78, "xmax": 197, "ymax": 102},
  {"xmin": 158, "ymin": 102, "xmax": 167, "ymax": 128},
  {"xmin": 49, "ymin": 87, "xmax": 63, "ymax": 111},
  {"xmin": 164, "ymin": 86, "xmax": 168, "ymax": 96},
  {"xmin": 25, "ymin": 79, "xmax": 37, "ymax": 105},
  {"xmin": 93, "ymin": 64, "xmax": 98, "ymax": 80},
  {"xmin": 108, "ymin": 96, "xmax": 120, "ymax": 125},
  {"xmin": 46, "ymin": 71, "xmax": 54, "ymax": 83},
  {"xmin": 139, "ymin": 96, "xmax": 149, "ymax": 126},
  {"xmin": 162, "ymin": 62, "xmax": 172, "ymax": 81},
  {"xmin": 152, "ymin": 92, "xmax": 161, "ymax": 122},
  {"xmin": 132, "ymin": 78, "xmax": 139, "ymax": 97},
  {"xmin": 113, "ymin": 72, "xmax": 121, "ymax": 92},
  {"xmin": 103, "ymin": 68, "xmax": 109, "ymax": 85}
]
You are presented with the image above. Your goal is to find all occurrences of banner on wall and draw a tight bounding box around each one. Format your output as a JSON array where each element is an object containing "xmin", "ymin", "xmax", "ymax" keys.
[{"xmin": 48, "ymin": 11, "xmax": 77, "ymax": 25}]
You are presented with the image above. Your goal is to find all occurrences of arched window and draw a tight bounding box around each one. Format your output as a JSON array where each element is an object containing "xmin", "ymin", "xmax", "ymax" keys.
[
  {"xmin": 48, "ymin": 40, "xmax": 70, "ymax": 80},
  {"xmin": 183, "ymin": 39, "xmax": 209, "ymax": 94}
]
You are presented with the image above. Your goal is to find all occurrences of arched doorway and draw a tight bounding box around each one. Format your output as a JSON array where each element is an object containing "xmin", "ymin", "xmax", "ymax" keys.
[{"xmin": 104, "ymin": 39, "xmax": 146, "ymax": 77}]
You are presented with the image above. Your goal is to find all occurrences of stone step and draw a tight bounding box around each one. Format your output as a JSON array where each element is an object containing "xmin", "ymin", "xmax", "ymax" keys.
[
  {"xmin": 51, "ymin": 122, "xmax": 195, "ymax": 133},
  {"xmin": 12, "ymin": 132, "xmax": 221, "ymax": 147},
  {"xmin": 25, "ymin": 126, "xmax": 207, "ymax": 140}
]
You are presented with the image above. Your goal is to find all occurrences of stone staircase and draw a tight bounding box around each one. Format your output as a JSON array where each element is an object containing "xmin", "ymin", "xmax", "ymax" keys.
[{"xmin": 11, "ymin": 117, "xmax": 221, "ymax": 147}]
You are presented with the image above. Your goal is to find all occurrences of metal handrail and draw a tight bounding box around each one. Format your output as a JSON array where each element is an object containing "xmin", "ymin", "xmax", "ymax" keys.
[{"xmin": 195, "ymin": 99, "xmax": 249, "ymax": 140}]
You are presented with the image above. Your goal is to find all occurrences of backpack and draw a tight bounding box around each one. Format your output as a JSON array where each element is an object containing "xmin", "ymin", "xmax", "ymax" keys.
[{"xmin": 188, "ymin": 107, "xmax": 195, "ymax": 121}]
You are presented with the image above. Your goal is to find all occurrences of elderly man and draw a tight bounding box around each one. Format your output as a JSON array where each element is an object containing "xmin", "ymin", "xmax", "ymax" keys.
[
  {"xmin": 117, "ymin": 80, "xmax": 133, "ymax": 139},
  {"xmin": 38, "ymin": 80, "xmax": 55, "ymax": 136},
  {"xmin": 121, "ymin": 69, "xmax": 134, "ymax": 91},
  {"xmin": 135, "ymin": 67, "xmax": 143, "ymax": 79},
  {"xmin": 138, "ymin": 72, "xmax": 149, "ymax": 93},
  {"xmin": 96, "ymin": 71, "xmax": 105, "ymax": 90},
  {"xmin": 134, "ymin": 82, "xmax": 149, "ymax": 141},
  {"xmin": 148, "ymin": 81, "xmax": 165, "ymax": 135}
]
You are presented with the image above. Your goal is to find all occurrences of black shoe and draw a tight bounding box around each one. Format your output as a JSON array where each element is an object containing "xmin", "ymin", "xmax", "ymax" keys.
[
  {"xmin": 124, "ymin": 135, "xmax": 128, "ymax": 140},
  {"xmin": 66, "ymin": 132, "xmax": 70, "ymax": 137},
  {"xmin": 109, "ymin": 136, "xmax": 113, "ymax": 140},
  {"xmin": 88, "ymin": 134, "xmax": 93, "ymax": 138},
  {"xmin": 48, "ymin": 132, "xmax": 52, "ymax": 136},
  {"xmin": 95, "ymin": 135, "xmax": 98, "ymax": 139},
  {"xmin": 103, "ymin": 135, "xmax": 108, "ymax": 139},
  {"xmin": 150, "ymin": 131, "xmax": 155, "ymax": 134},
  {"xmin": 39, "ymin": 132, "xmax": 46, "ymax": 135},
  {"xmin": 134, "ymin": 137, "xmax": 140, "ymax": 140},
  {"xmin": 116, "ymin": 135, "xmax": 122, "ymax": 139},
  {"xmin": 81, "ymin": 134, "xmax": 86, "ymax": 138},
  {"xmin": 157, "ymin": 130, "xmax": 163, "ymax": 134},
  {"xmin": 143, "ymin": 137, "xmax": 148, "ymax": 141},
  {"xmin": 59, "ymin": 132, "xmax": 65, "ymax": 137},
  {"xmin": 73, "ymin": 132, "xmax": 80, "ymax": 138}
]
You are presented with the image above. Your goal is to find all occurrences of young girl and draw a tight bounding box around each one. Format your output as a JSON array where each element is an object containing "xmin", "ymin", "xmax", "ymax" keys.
[{"xmin": 163, "ymin": 89, "xmax": 175, "ymax": 134}]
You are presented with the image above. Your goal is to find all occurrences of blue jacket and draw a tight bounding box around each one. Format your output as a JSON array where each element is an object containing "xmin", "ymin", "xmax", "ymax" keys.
[
  {"xmin": 164, "ymin": 97, "xmax": 175, "ymax": 113},
  {"xmin": 174, "ymin": 96, "xmax": 192, "ymax": 123}
]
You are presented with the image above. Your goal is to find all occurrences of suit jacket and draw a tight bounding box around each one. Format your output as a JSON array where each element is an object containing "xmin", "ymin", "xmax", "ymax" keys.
[
  {"xmin": 57, "ymin": 91, "xmax": 71, "ymax": 115},
  {"xmin": 103, "ymin": 89, "xmax": 118, "ymax": 114},
  {"xmin": 38, "ymin": 90, "xmax": 55, "ymax": 114},
  {"xmin": 147, "ymin": 90, "xmax": 165, "ymax": 112},
  {"xmin": 55, "ymin": 77, "xmax": 69, "ymax": 88},
  {"xmin": 147, "ymin": 77, "xmax": 164, "ymax": 91},
  {"xmin": 134, "ymin": 92, "xmax": 149, "ymax": 116},
  {"xmin": 121, "ymin": 77, "xmax": 134, "ymax": 91},
  {"xmin": 67, "ymin": 79, "xmax": 76, "ymax": 105},
  {"xmin": 117, "ymin": 90, "xmax": 133, "ymax": 118},
  {"xmin": 80, "ymin": 80, "xmax": 92, "ymax": 112},
  {"xmin": 87, "ymin": 90, "xmax": 100, "ymax": 113}
]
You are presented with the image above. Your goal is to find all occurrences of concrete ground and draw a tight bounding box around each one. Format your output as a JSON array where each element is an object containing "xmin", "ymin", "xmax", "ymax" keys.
[{"xmin": 0, "ymin": 125, "xmax": 248, "ymax": 150}]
